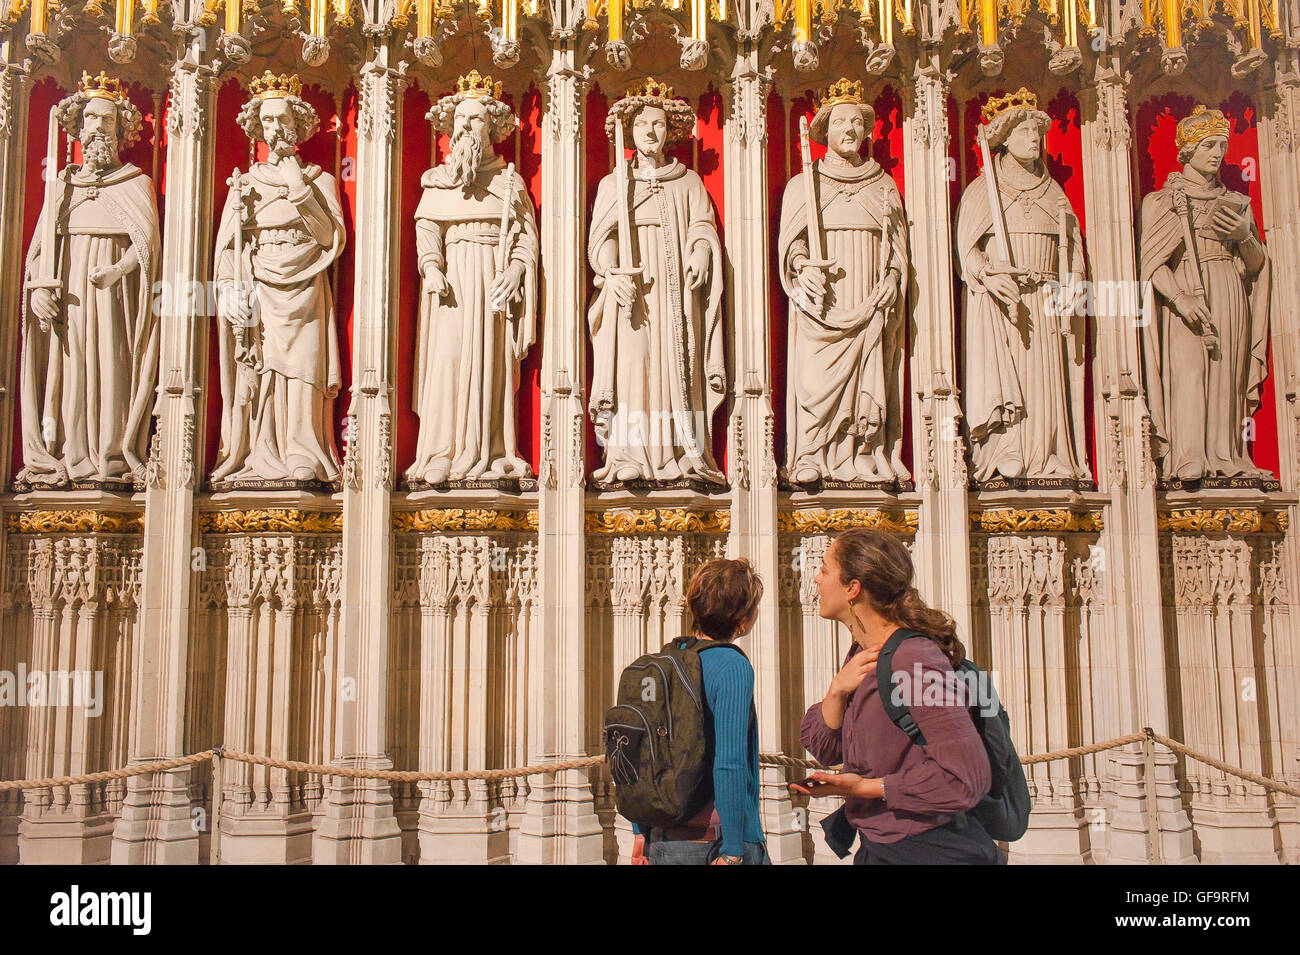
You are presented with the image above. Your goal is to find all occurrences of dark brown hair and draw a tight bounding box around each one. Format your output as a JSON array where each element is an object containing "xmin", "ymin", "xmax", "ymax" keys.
[
  {"xmin": 831, "ymin": 528, "xmax": 965, "ymax": 666},
  {"xmin": 687, "ymin": 558, "xmax": 764, "ymax": 643}
]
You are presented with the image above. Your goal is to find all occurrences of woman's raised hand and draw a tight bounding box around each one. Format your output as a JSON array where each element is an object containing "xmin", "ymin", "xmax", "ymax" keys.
[{"xmin": 828, "ymin": 646, "xmax": 878, "ymax": 700}]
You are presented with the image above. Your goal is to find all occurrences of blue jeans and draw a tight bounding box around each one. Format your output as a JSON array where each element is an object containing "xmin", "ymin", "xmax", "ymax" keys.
[{"xmin": 648, "ymin": 837, "xmax": 770, "ymax": 865}]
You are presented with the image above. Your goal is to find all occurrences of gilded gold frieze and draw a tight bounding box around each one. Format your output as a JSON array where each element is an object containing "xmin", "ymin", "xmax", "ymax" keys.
[
  {"xmin": 778, "ymin": 509, "xmax": 918, "ymax": 534},
  {"xmin": 5, "ymin": 510, "xmax": 144, "ymax": 534},
  {"xmin": 970, "ymin": 509, "xmax": 1102, "ymax": 533},
  {"xmin": 199, "ymin": 509, "xmax": 343, "ymax": 534},
  {"xmin": 585, "ymin": 508, "xmax": 729, "ymax": 534},
  {"xmin": 393, "ymin": 509, "xmax": 538, "ymax": 532},
  {"xmin": 1158, "ymin": 508, "xmax": 1288, "ymax": 534}
]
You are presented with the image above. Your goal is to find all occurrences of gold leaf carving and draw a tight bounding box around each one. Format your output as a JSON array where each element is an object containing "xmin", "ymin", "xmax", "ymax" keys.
[
  {"xmin": 586, "ymin": 508, "xmax": 729, "ymax": 534},
  {"xmin": 393, "ymin": 509, "xmax": 538, "ymax": 533},
  {"xmin": 5, "ymin": 510, "xmax": 143, "ymax": 534},
  {"xmin": 1158, "ymin": 508, "xmax": 1287, "ymax": 534},
  {"xmin": 199, "ymin": 509, "xmax": 343, "ymax": 534},
  {"xmin": 970, "ymin": 509, "xmax": 1102, "ymax": 533},
  {"xmin": 778, "ymin": 510, "xmax": 919, "ymax": 534}
]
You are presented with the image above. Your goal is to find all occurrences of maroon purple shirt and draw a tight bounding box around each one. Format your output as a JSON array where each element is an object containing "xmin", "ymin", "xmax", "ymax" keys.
[{"xmin": 799, "ymin": 635, "xmax": 991, "ymax": 844}]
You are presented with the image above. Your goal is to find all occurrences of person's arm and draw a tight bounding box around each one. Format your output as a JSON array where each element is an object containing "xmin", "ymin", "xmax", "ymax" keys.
[
  {"xmin": 702, "ymin": 649, "xmax": 754, "ymax": 860},
  {"xmin": 799, "ymin": 700, "xmax": 843, "ymax": 767},
  {"xmin": 878, "ymin": 642, "xmax": 992, "ymax": 815}
]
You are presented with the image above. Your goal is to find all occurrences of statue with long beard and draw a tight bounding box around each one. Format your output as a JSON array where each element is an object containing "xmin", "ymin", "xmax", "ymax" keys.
[
  {"xmin": 406, "ymin": 70, "xmax": 538, "ymax": 486},
  {"xmin": 19, "ymin": 72, "xmax": 160, "ymax": 487}
]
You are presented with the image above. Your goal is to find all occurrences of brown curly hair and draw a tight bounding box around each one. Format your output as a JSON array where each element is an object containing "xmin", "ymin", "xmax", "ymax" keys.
[{"xmin": 831, "ymin": 528, "xmax": 965, "ymax": 667}]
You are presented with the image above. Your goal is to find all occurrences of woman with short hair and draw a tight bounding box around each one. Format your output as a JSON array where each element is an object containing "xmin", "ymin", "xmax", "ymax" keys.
[
  {"xmin": 794, "ymin": 528, "xmax": 1003, "ymax": 864},
  {"xmin": 639, "ymin": 557, "xmax": 770, "ymax": 865}
]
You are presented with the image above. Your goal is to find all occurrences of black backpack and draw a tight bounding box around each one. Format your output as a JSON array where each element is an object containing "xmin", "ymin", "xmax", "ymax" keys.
[
  {"xmin": 603, "ymin": 636, "xmax": 745, "ymax": 829},
  {"xmin": 875, "ymin": 628, "xmax": 1031, "ymax": 842}
]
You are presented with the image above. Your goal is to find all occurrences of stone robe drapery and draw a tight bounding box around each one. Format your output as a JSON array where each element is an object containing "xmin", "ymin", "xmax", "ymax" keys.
[
  {"xmin": 20, "ymin": 162, "xmax": 160, "ymax": 485},
  {"xmin": 407, "ymin": 153, "xmax": 538, "ymax": 482},
  {"xmin": 212, "ymin": 161, "xmax": 344, "ymax": 483},
  {"xmin": 587, "ymin": 159, "xmax": 725, "ymax": 484},
  {"xmin": 776, "ymin": 157, "xmax": 908, "ymax": 482},
  {"xmin": 956, "ymin": 153, "xmax": 1089, "ymax": 482},
  {"xmin": 1138, "ymin": 171, "xmax": 1271, "ymax": 481}
]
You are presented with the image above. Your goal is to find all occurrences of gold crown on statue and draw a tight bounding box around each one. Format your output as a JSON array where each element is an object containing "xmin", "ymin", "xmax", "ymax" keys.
[
  {"xmin": 817, "ymin": 78, "xmax": 865, "ymax": 112},
  {"xmin": 981, "ymin": 87, "xmax": 1037, "ymax": 123},
  {"xmin": 80, "ymin": 71, "xmax": 129, "ymax": 104},
  {"xmin": 626, "ymin": 77, "xmax": 675, "ymax": 101},
  {"xmin": 457, "ymin": 69, "xmax": 502, "ymax": 100},
  {"xmin": 248, "ymin": 71, "xmax": 303, "ymax": 100},
  {"xmin": 1175, "ymin": 105, "xmax": 1231, "ymax": 150}
]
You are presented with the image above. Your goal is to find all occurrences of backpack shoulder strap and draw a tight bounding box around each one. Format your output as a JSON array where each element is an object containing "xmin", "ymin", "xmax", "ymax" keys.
[
  {"xmin": 697, "ymin": 642, "xmax": 747, "ymax": 660},
  {"xmin": 875, "ymin": 628, "xmax": 928, "ymax": 745}
]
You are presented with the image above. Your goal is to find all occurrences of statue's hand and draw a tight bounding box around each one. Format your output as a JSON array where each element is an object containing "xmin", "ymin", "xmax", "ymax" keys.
[
  {"xmin": 490, "ymin": 262, "xmax": 526, "ymax": 311},
  {"xmin": 983, "ymin": 270, "xmax": 1022, "ymax": 307},
  {"xmin": 797, "ymin": 263, "xmax": 827, "ymax": 305},
  {"xmin": 30, "ymin": 287, "xmax": 61, "ymax": 330},
  {"xmin": 279, "ymin": 155, "xmax": 306, "ymax": 193},
  {"xmin": 1212, "ymin": 205, "xmax": 1251, "ymax": 242},
  {"xmin": 685, "ymin": 245, "xmax": 711, "ymax": 291},
  {"xmin": 423, "ymin": 265, "xmax": 448, "ymax": 299},
  {"xmin": 606, "ymin": 272, "xmax": 637, "ymax": 310},
  {"xmin": 219, "ymin": 282, "xmax": 255, "ymax": 329},
  {"xmin": 868, "ymin": 270, "xmax": 900, "ymax": 313},
  {"xmin": 1172, "ymin": 291, "xmax": 1211, "ymax": 331},
  {"xmin": 89, "ymin": 262, "xmax": 123, "ymax": 289}
]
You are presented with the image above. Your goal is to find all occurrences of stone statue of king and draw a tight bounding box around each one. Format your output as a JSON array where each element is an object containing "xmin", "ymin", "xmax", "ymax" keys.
[
  {"xmin": 212, "ymin": 71, "xmax": 345, "ymax": 485},
  {"xmin": 587, "ymin": 78, "xmax": 726, "ymax": 486},
  {"xmin": 19, "ymin": 72, "xmax": 160, "ymax": 487},
  {"xmin": 407, "ymin": 70, "xmax": 539, "ymax": 486}
]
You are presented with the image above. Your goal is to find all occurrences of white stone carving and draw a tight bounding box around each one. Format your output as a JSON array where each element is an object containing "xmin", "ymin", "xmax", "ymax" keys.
[
  {"xmin": 777, "ymin": 81, "xmax": 909, "ymax": 484},
  {"xmin": 956, "ymin": 90, "xmax": 1090, "ymax": 484},
  {"xmin": 212, "ymin": 73, "xmax": 345, "ymax": 485},
  {"xmin": 1139, "ymin": 106, "xmax": 1273, "ymax": 483},
  {"xmin": 19, "ymin": 76, "xmax": 160, "ymax": 487},
  {"xmin": 587, "ymin": 81, "xmax": 726, "ymax": 485},
  {"xmin": 407, "ymin": 73, "xmax": 538, "ymax": 485}
]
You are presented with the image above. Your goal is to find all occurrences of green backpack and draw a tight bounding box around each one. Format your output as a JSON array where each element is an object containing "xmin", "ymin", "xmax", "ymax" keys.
[{"xmin": 603, "ymin": 636, "xmax": 745, "ymax": 829}]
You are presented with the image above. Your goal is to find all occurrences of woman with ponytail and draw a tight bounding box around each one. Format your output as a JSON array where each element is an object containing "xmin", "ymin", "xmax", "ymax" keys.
[{"xmin": 793, "ymin": 528, "xmax": 1004, "ymax": 864}]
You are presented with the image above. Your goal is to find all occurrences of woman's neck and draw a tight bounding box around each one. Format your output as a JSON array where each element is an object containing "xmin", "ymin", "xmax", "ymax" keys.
[{"xmin": 844, "ymin": 606, "xmax": 899, "ymax": 651}]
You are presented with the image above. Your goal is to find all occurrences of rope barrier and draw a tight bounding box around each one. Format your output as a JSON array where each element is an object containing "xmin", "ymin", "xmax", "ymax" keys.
[{"xmin": 0, "ymin": 730, "xmax": 1296, "ymax": 800}]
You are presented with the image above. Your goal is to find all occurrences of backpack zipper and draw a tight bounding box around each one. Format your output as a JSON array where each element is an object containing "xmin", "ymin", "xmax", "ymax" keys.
[
  {"xmin": 607, "ymin": 713, "xmax": 656, "ymax": 763},
  {"xmin": 625, "ymin": 660, "xmax": 677, "ymax": 739},
  {"xmin": 647, "ymin": 653, "xmax": 703, "ymax": 714}
]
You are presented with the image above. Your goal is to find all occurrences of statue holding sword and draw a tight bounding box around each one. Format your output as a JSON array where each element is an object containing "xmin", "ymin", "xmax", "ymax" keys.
[
  {"xmin": 407, "ymin": 70, "xmax": 538, "ymax": 485},
  {"xmin": 587, "ymin": 78, "xmax": 726, "ymax": 486},
  {"xmin": 776, "ymin": 78, "xmax": 909, "ymax": 485},
  {"xmin": 18, "ymin": 72, "xmax": 160, "ymax": 488},
  {"xmin": 955, "ymin": 87, "xmax": 1090, "ymax": 485}
]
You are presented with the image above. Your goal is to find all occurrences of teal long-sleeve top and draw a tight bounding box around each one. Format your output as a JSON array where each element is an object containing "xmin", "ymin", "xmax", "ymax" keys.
[{"xmin": 699, "ymin": 643, "xmax": 765, "ymax": 857}]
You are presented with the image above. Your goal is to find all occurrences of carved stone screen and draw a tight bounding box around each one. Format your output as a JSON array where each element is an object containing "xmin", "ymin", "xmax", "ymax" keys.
[{"xmin": 0, "ymin": 0, "xmax": 1296, "ymax": 865}]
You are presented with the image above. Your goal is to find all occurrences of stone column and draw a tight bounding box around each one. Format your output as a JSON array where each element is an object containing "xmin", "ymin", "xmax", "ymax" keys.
[
  {"xmin": 313, "ymin": 48, "xmax": 405, "ymax": 865},
  {"xmin": 111, "ymin": 44, "xmax": 213, "ymax": 865},
  {"xmin": 0, "ymin": 55, "xmax": 30, "ymax": 493},
  {"xmin": 518, "ymin": 37, "xmax": 603, "ymax": 865},
  {"xmin": 1245, "ymin": 67, "xmax": 1300, "ymax": 863},
  {"xmin": 1076, "ymin": 61, "xmax": 1193, "ymax": 864},
  {"xmin": 0, "ymin": 47, "xmax": 32, "ymax": 864},
  {"xmin": 901, "ymin": 60, "xmax": 974, "ymax": 639},
  {"xmin": 720, "ymin": 46, "xmax": 801, "ymax": 864}
]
